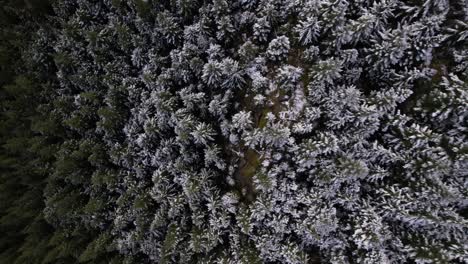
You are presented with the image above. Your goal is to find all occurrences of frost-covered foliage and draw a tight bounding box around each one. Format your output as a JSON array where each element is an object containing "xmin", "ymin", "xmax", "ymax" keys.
[{"xmin": 21, "ymin": 0, "xmax": 468, "ymax": 263}]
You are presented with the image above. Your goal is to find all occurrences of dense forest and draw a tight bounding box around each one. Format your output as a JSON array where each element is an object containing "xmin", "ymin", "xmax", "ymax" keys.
[{"xmin": 0, "ymin": 0, "xmax": 467, "ymax": 263}]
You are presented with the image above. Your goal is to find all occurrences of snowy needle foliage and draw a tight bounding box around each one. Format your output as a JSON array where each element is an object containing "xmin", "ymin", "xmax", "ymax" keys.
[{"xmin": 0, "ymin": 0, "xmax": 467, "ymax": 263}]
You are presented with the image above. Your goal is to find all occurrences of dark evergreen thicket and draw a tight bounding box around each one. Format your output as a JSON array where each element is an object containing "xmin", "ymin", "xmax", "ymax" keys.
[
  {"xmin": 0, "ymin": 2, "xmax": 54, "ymax": 263},
  {"xmin": 1, "ymin": 0, "xmax": 467, "ymax": 263},
  {"xmin": 0, "ymin": 1, "xmax": 127, "ymax": 263}
]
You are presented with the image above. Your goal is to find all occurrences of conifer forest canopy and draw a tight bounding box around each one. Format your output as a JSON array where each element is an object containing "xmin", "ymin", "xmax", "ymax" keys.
[{"xmin": 1, "ymin": 0, "xmax": 468, "ymax": 263}]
